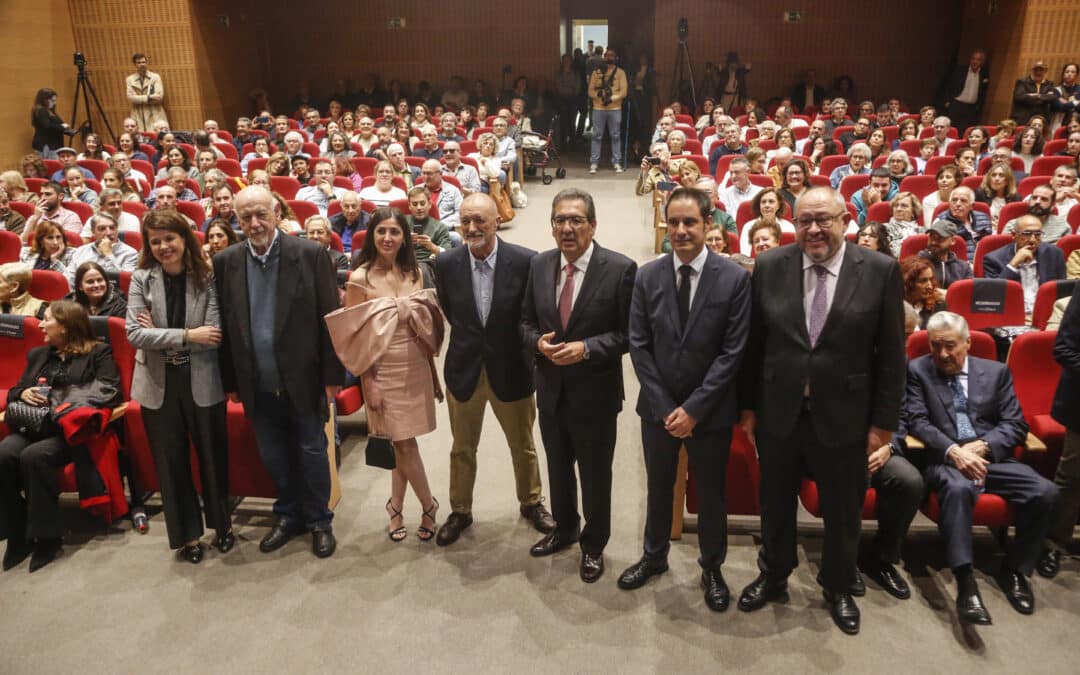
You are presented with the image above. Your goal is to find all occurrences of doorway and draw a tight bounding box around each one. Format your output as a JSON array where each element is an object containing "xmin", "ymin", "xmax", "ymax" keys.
[{"xmin": 571, "ymin": 19, "xmax": 608, "ymax": 57}]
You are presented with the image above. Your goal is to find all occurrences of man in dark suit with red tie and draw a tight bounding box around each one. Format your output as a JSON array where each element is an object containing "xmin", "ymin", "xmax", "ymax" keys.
[
  {"xmin": 737, "ymin": 186, "xmax": 906, "ymax": 635},
  {"xmin": 617, "ymin": 188, "xmax": 750, "ymax": 611},
  {"xmin": 521, "ymin": 188, "xmax": 636, "ymax": 583}
]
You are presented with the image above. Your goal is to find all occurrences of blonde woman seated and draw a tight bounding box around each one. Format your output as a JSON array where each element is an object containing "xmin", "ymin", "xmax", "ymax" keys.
[
  {"xmin": 467, "ymin": 132, "xmax": 507, "ymax": 194},
  {"xmin": 739, "ymin": 187, "xmax": 794, "ymax": 253},
  {"xmin": 336, "ymin": 207, "xmax": 444, "ymax": 542},
  {"xmin": 358, "ymin": 160, "xmax": 408, "ymax": 207},
  {"xmin": 883, "ymin": 191, "xmax": 924, "ymax": 257},
  {"xmin": 0, "ymin": 262, "xmax": 45, "ymax": 318}
]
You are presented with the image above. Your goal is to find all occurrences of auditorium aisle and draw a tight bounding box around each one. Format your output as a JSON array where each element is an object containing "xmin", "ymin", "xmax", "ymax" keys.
[{"xmin": 0, "ymin": 165, "xmax": 1075, "ymax": 674}]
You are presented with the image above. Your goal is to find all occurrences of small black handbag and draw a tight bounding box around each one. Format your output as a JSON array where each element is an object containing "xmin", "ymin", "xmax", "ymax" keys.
[
  {"xmin": 365, "ymin": 434, "xmax": 396, "ymax": 470},
  {"xmin": 4, "ymin": 401, "xmax": 51, "ymax": 437}
]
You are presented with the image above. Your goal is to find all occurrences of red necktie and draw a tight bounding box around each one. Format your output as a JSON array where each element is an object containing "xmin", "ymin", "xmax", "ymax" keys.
[{"xmin": 559, "ymin": 263, "xmax": 575, "ymax": 330}]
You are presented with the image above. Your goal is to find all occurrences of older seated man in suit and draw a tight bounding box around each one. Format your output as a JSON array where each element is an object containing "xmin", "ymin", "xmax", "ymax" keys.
[
  {"xmin": 905, "ymin": 311, "xmax": 1059, "ymax": 624},
  {"xmin": 982, "ymin": 214, "xmax": 1066, "ymax": 315}
]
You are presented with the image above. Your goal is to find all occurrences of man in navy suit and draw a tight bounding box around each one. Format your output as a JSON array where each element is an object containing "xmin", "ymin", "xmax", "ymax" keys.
[
  {"xmin": 616, "ymin": 188, "xmax": 750, "ymax": 611},
  {"xmin": 982, "ymin": 214, "xmax": 1066, "ymax": 315},
  {"xmin": 521, "ymin": 188, "xmax": 637, "ymax": 583},
  {"xmin": 906, "ymin": 311, "xmax": 1059, "ymax": 625},
  {"xmin": 1044, "ymin": 284, "xmax": 1080, "ymax": 576}
]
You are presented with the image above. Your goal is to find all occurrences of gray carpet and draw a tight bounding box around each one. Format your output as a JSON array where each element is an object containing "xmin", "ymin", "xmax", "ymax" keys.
[{"xmin": 1, "ymin": 159, "xmax": 1077, "ymax": 674}]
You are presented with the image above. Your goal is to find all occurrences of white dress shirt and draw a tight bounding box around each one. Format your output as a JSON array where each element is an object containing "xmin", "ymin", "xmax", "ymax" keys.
[
  {"xmin": 673, "ymin": 245, "xmax": 708, "ymax": 308},
  {"xmin": 956, "ymin": 69, "xmax": 981, "ymax": 104}
]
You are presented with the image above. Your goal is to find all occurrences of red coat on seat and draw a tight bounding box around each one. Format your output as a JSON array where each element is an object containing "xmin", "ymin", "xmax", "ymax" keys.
[{"xmin": 56, "ymin": 407, "xmax": 128, "ymax": 523}]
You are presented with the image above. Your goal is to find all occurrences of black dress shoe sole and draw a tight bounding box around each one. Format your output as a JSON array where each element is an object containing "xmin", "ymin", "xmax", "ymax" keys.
[
  {"xmin": 617, "ymin": 563, "xmax": 668, "ymax": 590},
  {"xmin": 737, "ymin": 584, "xmax": 789, "ymax": 612},
  {"xmin": 864, "ymin": 566, "xmax": 911, "ymax": 600},
  {"xmin": 823, "ymin": 592, "xmax": 860, "ymax": 635},
  {"xmin": 996, "ymin": 574, "xmax": 1035, "ymax": 615},
  {"xmin": 957, "ymin": 609, "xmax": 993, "ymax": 626},
  {"xmin": 529, "ymin": 537, "xmax": 577, "ymax": 557},
  {"xmin": 1036, "ymin": 551, "xmax": 1060, "ymax": 579}
]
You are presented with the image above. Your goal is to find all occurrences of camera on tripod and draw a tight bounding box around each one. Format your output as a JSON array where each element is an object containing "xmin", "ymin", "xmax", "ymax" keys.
[
  {"xmin": 73, "ymin": 52, "xmax": 86, "ymax": 68},
  {"xmin": 677, "ymin": 18, "xmax": 689, "ymax": 41}
]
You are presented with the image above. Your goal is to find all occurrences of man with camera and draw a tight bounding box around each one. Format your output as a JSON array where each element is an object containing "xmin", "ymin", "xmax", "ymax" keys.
[
  {"xmin": 588, "ymin": 48, "xmax": 628, "ymax": 175},
  {"xmin": 125, "ymin": 53, "xmax": 167, "ymax": 132}
]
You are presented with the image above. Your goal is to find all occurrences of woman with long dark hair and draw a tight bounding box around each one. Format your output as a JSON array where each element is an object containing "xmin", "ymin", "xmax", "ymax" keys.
[
  {"xmin": 30, "ymin": 88, "xmax": 70, "ymax": 159},
  {"xmin": 67, "ymin": 261, "xmax": 127, "ymax": 317},
  {"xmin": 126, "ymin": 209, "xmax": 231, "ymax": 563}
]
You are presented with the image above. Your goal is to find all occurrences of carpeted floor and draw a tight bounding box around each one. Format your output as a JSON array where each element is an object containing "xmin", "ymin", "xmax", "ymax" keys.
[{"xmin": 1, "ymin": 155, "xmax": 1077, "ymax": 674}]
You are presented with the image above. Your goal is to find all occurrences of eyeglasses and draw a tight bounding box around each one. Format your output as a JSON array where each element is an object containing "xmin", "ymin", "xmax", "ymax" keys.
[
  {"xmin": 551, "ymin": 215, "xmax": 590, "ymax": 228},
  {"xmin": 1018, "ymin": 230, "xmax": 1043, "ymax": 238},
  {"xmin": 794, "ymin": 212, "xmax": 844, "ymax": 230}
]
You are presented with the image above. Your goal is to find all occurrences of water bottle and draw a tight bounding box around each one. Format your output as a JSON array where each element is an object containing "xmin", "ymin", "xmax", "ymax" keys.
[{"xmin": 36, "ymin": 377, "xmax": 51, "ymax": 405}]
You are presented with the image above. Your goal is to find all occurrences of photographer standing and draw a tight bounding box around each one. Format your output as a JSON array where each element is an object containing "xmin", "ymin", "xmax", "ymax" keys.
[
  {"xmin": 125, "ymin": 53, "xmax": 167, "ymax": 132},
  {"xmin": 588, "ymin": 48, "xmax": 627, "ymax": 174}
]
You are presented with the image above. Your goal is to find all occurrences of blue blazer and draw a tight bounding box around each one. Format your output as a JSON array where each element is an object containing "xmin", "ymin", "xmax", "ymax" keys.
[
  {"xmin": 904, "ymin": 354, "xmax": 1028, "ymax": 468},
  {"xmin": 629, "ymin": 251, "xmax": 750, "ymax": 430},
  {"xmin": 982, "ymin": 243, "xmax": 1066, "ymax": 285},
  {"xmin": 1052, "ymin": 283, "xmax": 1080, "ymax": 432}
]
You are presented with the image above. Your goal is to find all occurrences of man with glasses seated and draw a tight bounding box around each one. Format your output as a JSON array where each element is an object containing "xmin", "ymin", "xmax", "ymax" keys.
[
  {"xmin": 441, "ymin": 142, "xmax": 481, "ymax": 196},
  {"xmin": 931, "ymin": 116, "xmax": 954, "ymax": 157},
  {"xmin": 983, "ymin": 214, "xmax": 1066, "ymax": 316},
  {"xmin": 420, "ymin": 159, "xmax": 463, "ymax": 231}
]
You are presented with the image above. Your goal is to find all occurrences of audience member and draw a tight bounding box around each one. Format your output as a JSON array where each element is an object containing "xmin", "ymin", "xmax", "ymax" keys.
[
  {"xmin": 718, "ymin": 157, "xmax": 761, "ymax": 216},
  {"xmin": 738, "ymin": 187, "xmax": 793, "ymax": 253},
  {"xmin": 983, "ymin": 214, "xmax": 1066, "ymax": 315},
  {"xmin": 20, "ymin": 222, "xmax": 72, "ymax": 273},
  {"xmin": 358, "ymin": 160, "xmax": 408, "ymax": 207},
  {"xmin": 0, "ymin": 187, "xmax": 27, "ymax": 236},
  {"xmin": 856, "ymin": 221, "xmax": 892, "ymax": 256},
  {"xmin": 329, "ymin": 191, "xmax": 368, "ymax": 256},
  {"xmin": 204, "ymin": 219, "xmax": 239, "ymax": 258},
  {"xmin": 419, "ymin": 159, "xmax": 463, "ymax": 230},
  {"xmin": 901, "ymin": 256, "xmax": 946, "ymax": 328},
  {"xmin": 66, "ymin": 212, "xmax": 138, "ymax": 284},
  {"xmin": 49, "ymin": 147, "xmax": 94, "ymax": 183},
  {"xmin": 1012, "ymin": 60, "xmax": 1057, "ymax": 125},
  {"xmin": 22, "ymin": 182, "xmax": 81, "ymax": 242},
  {"xmin": 125, "ymin": 53, "xmax": 167, "ymax": 131},
  {"xmin": 0, "ymin": 262, "xmax": 45, "ymax": 317},
  {"xmin": 852, "ymin": 168, "xmax": 899, "ymax": 225},
  {"xmin": 1001, "ymin": 184, "xmax": 1073, "ymax": 242},
  {"xmin": 66, "ymin": 261, "xmax": 126, "ymax": 318},
  {"xmin": 708, "ymin": 124, "xmax": 746, "ymax": 176},
  {"xmin": 830, "ymin": 142, "xmax": 872, "ymax": 189},
  {"xmin": 587, "ymin": 48, "xmax": 627, "ymax": 174},
  {"xmin": 294, "ymin": 160, "xmax": 346, "ymax": 216}
]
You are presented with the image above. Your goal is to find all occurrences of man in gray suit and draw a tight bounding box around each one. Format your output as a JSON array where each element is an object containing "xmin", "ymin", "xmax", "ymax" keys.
[
  {"xmin": 737, "ymin": 186, "xmax": 906, "ymax": 635},
  {"xmin": 617, "ymin": 188, "xmax": 750, "ymax": 612}
]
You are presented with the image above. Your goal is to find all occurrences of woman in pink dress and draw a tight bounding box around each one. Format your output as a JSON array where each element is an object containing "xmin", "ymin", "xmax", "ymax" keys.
[{"xmin": 329, "ymin": 207, "xmax": 444, "ymax": 542}]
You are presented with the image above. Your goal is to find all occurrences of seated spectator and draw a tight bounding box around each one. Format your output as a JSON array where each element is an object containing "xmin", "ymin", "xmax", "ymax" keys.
[
  {"xmin": 1050, "ymin": 164, "xmax": 1079, "ymax": 214},
  {"xmin": 773, "ymin": 104, "xmax": 807, "ymax": 130},
  {"xmin": 884, "ymin": 191, "xmax": 924, "ymax": 256},
  {"xmin": 1001, "ymin": 184, "xmax": 1073, "ymax": 243},
  {"xmin": 394, "ymin": 120, "xmax": 419, "ymax": 153},
  {"xmin": 0, "ymin": 262, "xmax": 45, "ymax": 317},
  {"xmin": 66, "ymin": 260, "xmax": 126, "ymax": 317},
  {"xmin": 302, "ymin": 215, "xmax": 350, "ymax": 272},
  {"xmin": 203, "ymin": 218, "xmax": 238, "ymax": 258},
  {"xmin": 101, "ymin": 169, "xmax": 143, "ymax": 204},
  {"xmin": 49, "ymin": 147, "xmax": 94, "ymax": 182},
  {"xmin": 66, "ymin": 212, "xmax": 138, "ymax": 284},
  {"xmin": 852, "ymin": 167, "xmax": 899, "ymax": 226},
  {"xmin": 295, "ymin": 159, "xmax": 346, "ymax": 216},
  {"xmin": 708, "ymin": 123, "xmax": 745, "ymax": 176},
  {"xmin": 746, "ymin": 219, "xmax": 781, "ymax": 256},
  {"xmin": 352, "ymin": 116, "xmax": 379, "ymax": 154},
  {"xmin": 916, "ymin": 220, "xmax": 973, "ymax": 289},
  {"xmin": 766, "ymin": 147, "xmax": 793, "ymax": 188},
  {"xmin": 922, "ymin": 164, "xmax": 961, "ymax": 228},
  {"xmin": 405, "ymin": 186, "xmax": 455, "ymax": 267},
  {"xmin": 1014, "ymin": 127, "xmax": 1044, "ymax": 174},
  {"xmin": 437, "ymin": 113, "xmax": 464, "ymax": 142},
  {"xmin": 965, "ymin": 126, "xmax": 991, "ymax": 160},
  {"xmin": 989, "ymin": 119, "xmax": 1017, "ymax": 151},
  {"xmin": 290, "ymin": 154, "xmax": 313, "ymax": 186},
  {"xmin": 192, "ymin": 130, "xmax": 223, "ymax": 161},
  {"xmin": 677, "ymin": 161, "xmax": 701, "ymax": 190},
  {"xmin": 829, "ymin": 142, "xmax": 872, "ymax": 189},
  {"xmin": 738, "ymin": 187, "xmax": 793, "ymax": 253},
  {"xmin": 666, "ymin": 129, "xmax": 688, "ymax": 158},
  {"xmin": 282, "ymin": 131, "xmax": 306, "ymax": 166},
  {"xmin": 905, "ymin": 311, "xmax": 1058, "ymax": 624},
  {"xmin": 301, "ymin": 109, "xmax": 324, "ymax": 141},
  {"xmin": 718, "ymin": 156, "xmax": 762, "ymax": 216},
  {"xmin": 61, "ymin": 167, "xmax": 98, "ymax": 210},
  {"xmin": 823, "ymin": 98, "xmax": 853, "ymax": 135},
  {"xmin": 358, "ymin": 160, "xmax": 407, "ymax": 207},
  {"xmin": 866, "ymin": 128, "xmax": 889, "ymax": 163},
  {"xmin": 147, "ymin": 169, "xmax": 198, "ymax": 209},
  {"xmin": 441, "ymin": 141, "xmax": 481, "ymax": 195},
  {"xmin": 469, "ymin": 133, "xmax": 507, "ymax": 192},
  {"xmin": 954, "ymin": 147, "xmax": 979, "ymax": 178},
  {"xmin": 116, "ymin": 132, "xmax": 149, "ymax": 162},
  {"xmin": 796, "ymin": 118, "xmax": 827, "ymax": 155},
  {"xmin": 20, "ymin": 221, "xmax": 73, "ymax": 274},
  {"xmin": 240, "ymin": 136, "xmax": 272, "ymax": 175},
  {"xmin": 635, "ymin": 142, "xmax": 674, "ymax": 196},
  {"xmin": 885, "ymin": 150, "xmax": 915, "ymax": 185},
  {"xmin": 330, "ymin": 191, "xmax": 368, "ymax": 256},
  {"xmin": 752, "ymin": 120, "xmax": 778, "ymax": 148},
  {"xmin": 411, "ymin": 102, "xmax": 433, "ymax": 131},
  {"xmin": 938, "ymin": 186, "xmax": 992, "ymax": 258},
  {"xmin": 332, "ymin": 156, "xmax": 363, "ymax": 193},
  {"xmin": 1060, "ymin": 131, "xmax": 1080, "ymax": 160},
  {"xmin": 366, "ymin": 125, "xmax": 394, "ymax": 161},
  {"xmin": 2, "ymin": 170, "xmax": 38, "ymax": 206},
  {"xmin": 702, "ymin": 111, "xmax": 733, "ymax": 157},
  {"xmin": 20, "ymin": 155, "xmax": 49, "ymax": 182},
  {"xmin": 807, "ymin": 137, "xmax": 839, "ymax": 174},
  {"xmin": 900, "ymin": 256, "xmax": 946, "ymax": 328},
  {"xmin": 0, "ymin": 188, "xmax": 26, "ymax": 236},
  {"xmin": 385, "ymin": 143, "xmax": 420, "ymax": 188},
  {"xmin": 651, "ymin": 115, "xmax": 675, "ymax": 144},
  {"xmin": 110, "ymin": 152, "xmax": 149, "ymax": 193},
  {"xmin": 269, "ymin": 115, "xmax": 290, "ymax": 146},
  {"xmin": 155, "ymin": 146, "xmax": 196, "ymax": 181},
  {"xmin": 928, "ymin": 116, "xmax": 953, "ymax": 156},
  {"xmin": 323, "ymin": 132, "xmax": 355, "ymax": 160},
  {"xmin": 975, "ymin": 161, "xmax": 1022, "ymax": 229},
  {"xmin": 983, "ymin": 214, "xmax": 1066, "ymax": 315},
  {"xmin": 265, "ymin": 152, "xmax": 290, "ymax": 177},
  {"xmin": 892, "ymin": 119, "xmax": 919, "ymax": 151},
  {"xmin": 0, "ymin": 300, "xmax": 122, "ymax": 572},
  {"xmin": 915, "ymin": 138, "xmax": 939, "ymax": 174},
  {"xmin": 490, "ymin": 117, "xmax": 518, "ymax": 176},
  {"xmin": 778, "ymin": 158, "xmax": 811, "ymax": 212},
  {"xmin": 741, "ymin": 108, "xmax": 766, "ymax": 141},
  {"xmin": 230, "ymin": 116, "xmax": 253, "ymax": 155},
  {"xmin": 21, "ymin": 182, "xmax": 81, "ymax": 242},
  {"xmin": 772, "ymin": 128, "xmax": 798, "ymax": 158},
  {"xmin": 420, "ymin": 159, "xmax": 463, "ymax": 230},
  {"xmin": 745, "ymin": 147, "xmax": 766, "ymax": 177},
  {"xmin": 856, "ymin": 220, "xmax": 892, "ymax": 256},
  {"xmin": 839, "ymin": 117, "xmax": 871, "ymax": 152},
  {"xmin": 82, "ymin": 189, "xmax": 140, "ymax": 240},
  {"xmin": 145, "ymin": 185, "xmax": 194, "ymax": 229},
  {"xmin": 413, "ymin": 126, "xmax": 444, "ymax": 160},
  {"xmin": 200, "ymin": 184, "xmax": 238, "ymax": 232}
]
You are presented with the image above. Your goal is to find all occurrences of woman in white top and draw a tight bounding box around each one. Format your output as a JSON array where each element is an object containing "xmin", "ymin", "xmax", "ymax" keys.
[
  {"xmin": 240, "ymin": 136, "xmax": 271, "ymax": 175},
  {"xmin": 921, "ymin": 163, "xmax": 959, "ymax": 228},
  {"xmin": 739, "ymin": 187, "xmax": 794, "ymax": 252},
  {"xmin": 358, "ymin": 160, "xmax": 407, "ymax": 206},
  {"xmin": 317, "ymin": 121, "xmax": 342, "ymax": 155},
  {"xmin": 695, "ymin": 98, "xmax": 717, "ymax": 135},
  {"xmin": 467, "ymin": 133, "xmax": 506, "ymax": 193},
  {"xmin": 77, "ymin": 132, "xmax": 111, "ymax": 163},
  {"xmin": 1014, "ymin": 126, "xmax": 1043, "ymax": 175},
  {"xmin": 883, "ymin": 191, "xmax": 924, "ymax": 257}
]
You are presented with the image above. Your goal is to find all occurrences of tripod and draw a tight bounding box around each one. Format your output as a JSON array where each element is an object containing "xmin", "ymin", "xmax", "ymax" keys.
[
  {"xmin": 671, "ymin": 39, "xmax": 697, "ymax": 113},
  {"xmin": 70, "ymin": 61, "xmax": 117, "ymax": 146}
]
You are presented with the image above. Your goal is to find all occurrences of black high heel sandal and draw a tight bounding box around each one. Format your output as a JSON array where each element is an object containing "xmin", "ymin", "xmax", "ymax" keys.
[
  {"xmin": 417, "ymin": 497, "xmax": 439, "ymax": 542},
  {"xmin": 386, "ymin": 498, "xmax": 407, "ymax": 542}
]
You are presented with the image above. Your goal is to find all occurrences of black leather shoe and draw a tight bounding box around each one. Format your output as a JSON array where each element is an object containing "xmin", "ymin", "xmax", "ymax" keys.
[
  {"xmin": 823, "ymin": 589, "xmax": 860, "ymax": 635},
  {"xmin": 1036, "ymin": 547, "xmax": 1061, "ymax": 579},
  {"xmin": 214, "ymin": 530, "xmax": 236, "ymax": 554},
  {"xmin": 259, "ymin": 519, "xmax": 300, "ymax": 553},
  {"xmin": 617, "ymin": 557, "xmax": 669, "ymax": 590},
  {"xmin": 3, "ymin": 538, "xmax": 32, "ymax": 571},
  {"xmin": 864, "ymin": 560, "xmax": 911, "ymax": 600},
  {"xmin": 529, "ymin": 530, "xmax": 577, "ymax": 557},
  {"xmin": 179, "ymin": 543, "xmax": 204, "ymax": 564},
  {"xmin": 819, "ymin": 570, "xmax": 864, "ymax": 597},
  {"xmin": 956, "ymin": 576, "xmax": 992, "ymax": 625},
  {"xmin": 520, "ymin": 500, "xmax": 556, "ymax": 534},
  {"xmin": 737, "ymin": 573, "xmax": 789, "ymax": 612},
  {"xmin": 435, "ymin": 511, "xmax": 472, "ymax": 547},
  {"xmin": 996, "ymin": 567, "xmax": 1034, "ymax": 615},
  {"xmin": 701, "ymin": 568, "xmax": 731, "ymax": 612},
  {"xmin": 28, "ymin": 538, "xmax": 61, "ymax": 573},
  {"xmin": 312, "ymin": 529, "xmax": 336, "ymax": 558},
  {"xmin": 580, "ymin": 552, "xmax": 604, "ymax": 583}
]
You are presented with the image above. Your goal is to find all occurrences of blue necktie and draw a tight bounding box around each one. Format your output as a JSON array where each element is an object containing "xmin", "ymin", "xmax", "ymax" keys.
[{"xmin": 949, "ymin": 375, "xmax": 976, "ymax": 442}]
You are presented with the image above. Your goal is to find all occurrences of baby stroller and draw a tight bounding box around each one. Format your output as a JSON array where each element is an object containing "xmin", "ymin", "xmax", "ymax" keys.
[{"xmin": 522, "ymin": 116, "xmax": 566, "ymax": 185}]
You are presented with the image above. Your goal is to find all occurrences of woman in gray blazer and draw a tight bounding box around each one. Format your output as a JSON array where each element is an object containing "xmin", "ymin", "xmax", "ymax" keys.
[{"xmin": 126, "ymin": 210, "xmax": 231, "ymax": 564}]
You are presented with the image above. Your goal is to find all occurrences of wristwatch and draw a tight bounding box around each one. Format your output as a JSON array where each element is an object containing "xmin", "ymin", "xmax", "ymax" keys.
[{"xmin": 582, "ymin": 340, "xmax": 590, "ymax": 360}]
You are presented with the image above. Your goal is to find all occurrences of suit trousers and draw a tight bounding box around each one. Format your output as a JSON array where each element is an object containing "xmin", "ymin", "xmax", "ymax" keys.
[
  {"xmin": 758, "ymin": 406, "xmax": 868, "ymax": 592},
  {"xmin": 0, "ymin": 433, "xmax": 70, "ymax": 541},
  {"xmin": 868, "ymin": 454, "xmax": 924, "ymax": 564},
  {"xmin": 925, "ymin": 459, "xmax": 1059, "ymax": 575},
  {"xmin": 1050, "ymin": 429, "xmax": 1080, "ymax": 546},
  {"xmin": 140, "ymin": 364, "xmax": 229, "ymax": 550},
  {"xmin": 948, "ymin": 101, "xmax": 978, "ymax": 134},
  {"xmin": 446, "ymin": 367, "xmax": 542, "ymax": 514},
  {"xmin": 538, "ymin": 403, "xmax": 617, "ymax": 554},
  {"xmin": 641, "ymin": 421, "xmax": 731, "ymax": 571}
]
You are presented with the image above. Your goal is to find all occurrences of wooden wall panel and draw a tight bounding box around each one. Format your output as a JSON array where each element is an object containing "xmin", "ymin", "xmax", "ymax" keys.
[
  {"xmin": 189, "ymin": 0, "xmax": 266, "ymax": 127},
  {"xmin": 0, "ymin": 0, "xmax": 77, "ymax": 168}
]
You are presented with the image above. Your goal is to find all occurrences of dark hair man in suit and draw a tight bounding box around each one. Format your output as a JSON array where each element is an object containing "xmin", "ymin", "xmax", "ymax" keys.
[
  {"xmin": 521, "ymin": 188, "xmax": 637, "ymax": 583},
  {"xmin": 617, "ymin": 188, "xmax": 750, "ymax": 611},
  {"xmin": 906, "ymin": 311, "xmax": 1059, "ymax": 625},
  {"xmin": 737, "ymin": 186, "xmax": 906, "ymax": 635},
  {"xmin": 214, "ymin": 186, "xmax": 344, "ymax": 558},
  {"xmin": 433, "ymin": 193, "xmax": 555, "ymax": 546}
]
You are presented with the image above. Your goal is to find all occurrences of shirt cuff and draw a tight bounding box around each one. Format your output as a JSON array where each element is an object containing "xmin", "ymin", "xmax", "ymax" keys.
[{"xmin": 945, "ymin": 444, "xmax": 960, "ymax": 463}]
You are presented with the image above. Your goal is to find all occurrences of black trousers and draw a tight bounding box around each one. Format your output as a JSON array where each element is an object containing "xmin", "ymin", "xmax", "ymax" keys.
[
  {"xmin": 140, "ymin": 364, "xmax": 229, "ymax": 550},
  {"xmin": 758, "ymin": 407, "xmax": 867, "ymax": 592},
  {"xmin": 947, "ymin": 100, "xmax": 978, "ymax": 134},
  {"xmin": 0, "ymin": 432, "xmax": 71, "ymax": 541},
  {"xmin": 538, "ymin": 405, "xmax": 617, "ymax": 555},
  {"xmin": 642, "ymin": 421, "xmax": 731, "ymax": 571},
  {"xmin": 868, "ymin": 454, "xmax": 924, "ymax": 564}
]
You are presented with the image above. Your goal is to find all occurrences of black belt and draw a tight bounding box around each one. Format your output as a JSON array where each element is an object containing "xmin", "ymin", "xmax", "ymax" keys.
[{"xmin": 163, "ymin": 351, "xmax": 191, "ymax": 366}]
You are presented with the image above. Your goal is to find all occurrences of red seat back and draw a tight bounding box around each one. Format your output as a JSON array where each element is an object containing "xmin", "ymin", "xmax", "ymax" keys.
[
  {"xmin": 62, "ymin": 201, "xmax": 94, "ymax": 224},
  {"xmin": 1042, "ymin": 139, "xmax": 1067, "ymax": 156},
  {"xmin": 216, "ymin": 158, "xmax": 242, "ymax": 178},
  {"xmin": 817, "ymin": 155, "xmax": 848, "ymax": 177},
  {"xmin": 1058, "ymin": 233, "xmax": 1080, "ymax": 261},
  {"xmin": 973, "ymin": 234, "xmax": 1014, "ymax": 277},
  {"xmin": 897, "ymin": 234, "xmax": 968, "ymax": 261},
  {"xmin": 213, "ymin": 142, "xmax": 239, "ymax": 160},
  {"xmin": 1031, "ymin": 279, "xmax": 1078, "ymax": 330},
  {"xmin": 269, "ymin": 176, "xmax": 302, "ymax": 199},
  {"xmin": 945, "ymin": 279, "xmax": 1026, "ymax": 329},
  {"xmin": 1030, "ymin": 156, "xmax": 1072, "ymax": 177},
  {"xmin": 899, "ymin": 175, "xmax": 937, "ymax": 200},
  {"xmin": 0, "ymin": 231, "xmax": 20, "ymax": 263},
  {"xmin": 121, "ymin": 201, "xmax": 148, "ymax": 220},
  {"xmin": 9, "ymin": 201, "xmax": 35, "ymax": 220},
  {"xmin": 0, "ymin": 316, "xmax": 47, "ymax": 405},
  {"xmin": 866, "ymin": 201, "xmax": 892, "ymax": 223},
  {"xmin": 29, "ymin": 270, "xmax": 70, "ymax": 302},
  {"xmin": 176, "ymin": 201, "xmax": 207, "ymax": 226},
  {"xmin": 77, "ymin": 159, "xmax": 109, "ymax": 180},
  {"xmin": 119, "ymin": 230, "xmax": 142, "ymax": 251},
  {"xmin": 287, "ymin": 200, "xmax": 320, "ymax": 225},
  {"xmin": 906, "ymin": 329, "xmax": 997, "ymax": 360},
  {"xmin": 352, "ymin": 229, "xmax": 368, "ymax": 253},
  {"xmin": 839, "ymin": 174, "xmax": 870, "ymax": 201},
  {"xmin": 978, "ymin": 155, "xmax": 1025, "ymax": 176},
  {"xmin": 996, "ymin": 201, "xmax": 1032, "ymax": 233},
  {"xmin": 1007, "ymin": 330, "xmax": 1061, "ymax": 421}
]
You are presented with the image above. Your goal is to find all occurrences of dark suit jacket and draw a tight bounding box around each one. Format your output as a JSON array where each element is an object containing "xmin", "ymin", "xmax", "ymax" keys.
[
  {"xmin": 982, "ymin": 243, "xmax": 1066, "ymax": 285},
  {"xmin": 630, "ymin": 251, "xmax": 750, "ymax": 430},
  {"xmin": 944, "ymin": 65, "xmax": 990, "ymax": 111},
  {"xmin": 434, "ymin": 238, "xmax": 536, "ymax": 403},
  {"xmin": 739, "ymin": 243, "xmax": 906, "ymax": 447},
  {"xmin": 213, "ymin": 233, "xmax": 344, "ymax": 421},
  {"xmin": 1052, "ymin": 283, "xmax": 1080, "ymax": 431},
  {"xmin": 521, "ymin": 243, "xmax": 636, "ymax": 417},
  {"xmin": 905, "ymin": 354, "xmax": 1028, "ymax": 468},
  {"xmin": 1012, "ymin": 77, "xmax": 1057, "ymax": 124},
  {"xmin": 789, "ymin": 82, "xmax": 826, "ymax": 110},
  {"xmin": 8, "ymin": 343, "xmax": 120, "ymax": 407}
]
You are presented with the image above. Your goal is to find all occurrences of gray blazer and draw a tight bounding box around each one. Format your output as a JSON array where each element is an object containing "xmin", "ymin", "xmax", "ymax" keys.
[{"xmin": 125, "ymin": 266, "xmax": 224, "ymax": 409}]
